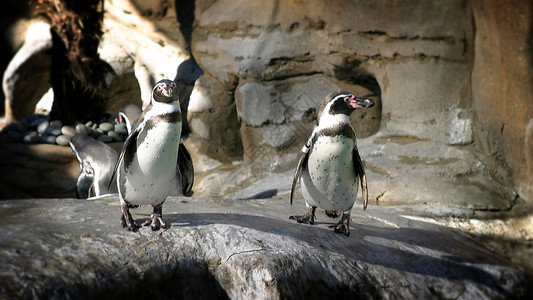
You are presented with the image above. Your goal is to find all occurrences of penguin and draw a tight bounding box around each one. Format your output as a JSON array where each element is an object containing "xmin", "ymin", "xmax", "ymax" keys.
[
  {"xmin": 118, "ymin": 103, "xmax": 194, "ymax": 197},
  {"xmin": 109, "ymin": 79, "xmax": 194, "ymax": 231},
  {"xmin": 289, "ymin": 91, "xmax": 374, "ymax": 236},
  {"xmin": 69, "ymin": 134, "xmax": 119, "ymax": 199},
  {"xmin": 118, "ymin": 103, "xmax": 142, "ymax": 134}
]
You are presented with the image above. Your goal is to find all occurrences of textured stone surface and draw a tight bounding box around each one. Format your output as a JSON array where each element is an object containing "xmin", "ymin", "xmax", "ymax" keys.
[
  {"xmin": 0, "ymin": 196, "xmax": 531, "ymax": 299},
  {"xmin": 471, "ymin": 0, "xmax": 533, "ymax": 201}
]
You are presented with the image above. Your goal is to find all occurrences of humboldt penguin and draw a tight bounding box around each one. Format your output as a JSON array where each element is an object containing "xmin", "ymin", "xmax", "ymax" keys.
[
  {"xmin": 110, "ymin": 79, "xmax": 193, "ymax": 231},
  {"xmin": 70, "ymin": 134, "xmax": 119, "ymax": 199},
  {"xmin": 290, "ymin": 91, "xmax": 374, "ymax": 236}
]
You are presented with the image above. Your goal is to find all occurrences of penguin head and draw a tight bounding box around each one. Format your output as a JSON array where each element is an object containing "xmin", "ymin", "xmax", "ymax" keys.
[
  {"xmin": 152, "ymin": 79, "xmax": 178, "ymax": 104},
  {"xmin": 317, "ymin": 91, "xmax": 374, "ymax": 123}
]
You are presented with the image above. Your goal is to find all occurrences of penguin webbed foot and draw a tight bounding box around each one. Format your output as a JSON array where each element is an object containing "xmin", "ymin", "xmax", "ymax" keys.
[
  {"xmin": 289, "ymin": 206, "xmax": 316, "ymax": 225},
  {"xmin": 325, "ymin": 210, "xmax": 339, "ymax": 218},
  {"xmin": 329, "ymin": 213, "xmax": 350, "ymax": 236},
  {"xmin": 142, "ymin": 204, "xmax": 167, "ymax": 231},
  {"xmin": 121, "ymin": 205, "xmax": 140, "ymax": 231}
]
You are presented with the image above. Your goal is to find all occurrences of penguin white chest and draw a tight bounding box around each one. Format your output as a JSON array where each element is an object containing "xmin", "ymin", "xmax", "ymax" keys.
[
  {"xmin": 136, "ymin": 122, "xmax": 181, "ymax": 174},
  {"xmin": 121, "ymin": 121, "xmax": 182, "ymax": 205},
  {"xmin": 301, "ymin": 135, "xmax": 358, "ymax": 212}
]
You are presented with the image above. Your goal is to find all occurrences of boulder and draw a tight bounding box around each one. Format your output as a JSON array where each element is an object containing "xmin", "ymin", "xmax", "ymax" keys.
[{"xmin": 0, "ymin": 196, "xmax": 531, "ymax": 299}]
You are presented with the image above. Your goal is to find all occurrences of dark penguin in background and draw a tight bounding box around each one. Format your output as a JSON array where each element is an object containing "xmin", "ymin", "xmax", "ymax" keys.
[
  {"xmin": 110, "ymin": 79, "xmax": 194, "ymax": 231},
  {"xmin": 290, "ymin": 91, "xmax": 374, "ymax": 236},
  {"xmin": 70, "ymin": 134, "xmax": 119, "ymax": 199}
]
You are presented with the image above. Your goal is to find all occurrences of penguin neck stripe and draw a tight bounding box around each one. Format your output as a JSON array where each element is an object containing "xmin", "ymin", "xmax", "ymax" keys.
[{"xmin": 314, "ymin": 124, "xmax": 355, "ymax": 141}]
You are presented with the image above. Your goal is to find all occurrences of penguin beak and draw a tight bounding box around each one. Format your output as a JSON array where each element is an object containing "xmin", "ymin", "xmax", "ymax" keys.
[
  {"xmin": 161, "ymin": 82, "xmax": 176, "ymax": 97},
  {"xmin": 347, "ymin": 95, "xmax": 374, "ymax": 109}
]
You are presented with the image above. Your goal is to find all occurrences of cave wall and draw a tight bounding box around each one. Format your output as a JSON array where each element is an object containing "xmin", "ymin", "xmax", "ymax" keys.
[
  {"xmin": 1, "ymin": 0, "xmax": 531, "ymax": 203},
  {"xmin": 471, "ymin": 0, "xmax": 533, "ymax": 202}
]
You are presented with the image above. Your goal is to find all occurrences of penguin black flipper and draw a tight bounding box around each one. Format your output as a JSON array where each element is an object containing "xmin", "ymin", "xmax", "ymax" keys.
[
  {"xmin": 70, "ymin": 134, "xmax": 119, "ymax": 198},
  {"xmin": 290, "ymin": 151, "xmax": 309, "ymax": 205},
  {"xmin": 108, "ymin": 124, "xmax": 142, "ymax": 191},
  {"xmin": 177, "ymin": 142, "xmax": 194, "ymax": 196},
  {"xmin": 353, "ymin": 146, "xmax": 368, "ymax": 210}
]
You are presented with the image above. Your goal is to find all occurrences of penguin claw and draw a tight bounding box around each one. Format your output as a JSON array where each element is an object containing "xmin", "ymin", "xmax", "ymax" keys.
[
  {"xmin": 121, "ymin": 205, "xmax": 140, "ymax": 231},
  {"xmin": 289, "ymin": 215, "xmax": 315, "ymax": 225},
  {"xmin": 289, "ymin": 206, "xmax": 316, "ymax": 225},
  {"xmin": 142, "ymin": 215, "xmax": 167, "ymax": 231},
  {"xmin": 142, "ymin": 204, "xmax": 166, "ymax": 231},
  {"xmin": 328, "ymin": 213, "xmax": 350, "ymax": 236}
]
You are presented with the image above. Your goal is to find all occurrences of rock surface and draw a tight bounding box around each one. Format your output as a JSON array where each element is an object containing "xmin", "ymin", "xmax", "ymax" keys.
[{"xmin": 0, "ymin": 196, "xmax": 531, "ymax": 299}]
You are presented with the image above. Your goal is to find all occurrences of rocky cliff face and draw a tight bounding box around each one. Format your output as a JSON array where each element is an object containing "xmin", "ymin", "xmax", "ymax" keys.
[{"xmin": 1, "ymin": 0, "xmax": 531, "ymax": 206}]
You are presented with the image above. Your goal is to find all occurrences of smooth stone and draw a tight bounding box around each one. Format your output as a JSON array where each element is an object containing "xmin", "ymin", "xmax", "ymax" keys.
[
  {"xmin": 44, "ymin": 127, "xmax": 62, "ymax": 136},
  {"xmin": 49, "ymin": 120, "xmax": 63, "ymax": 128},
  {"xmin": 42, "ymin": 135, "xmax": 57, "ymax": 144},
  {"xmin": 6, "ymin": 131, "xmax": 23, "ymax": 142},
  {"xmin": 88, "ymin": 128, "xmax": 100, "ymax": 138},
  {"xmin": 85, "ymin": 121, "xmax": 94, "ymax": 128},
  {"xmin": 96, "ymin": 135, "xmax": 114, "ymax": 143},
  {"xmin": 61, "ymin": 126, "xmax": 77, "ymax": 137},
  {"xmin": 36, "ymin": 121, "xmax": 49, "ymax": 134},
  {"xmin": 99, "ymin": 122, "xmax": 114, "ymax": 132},
  {"xmin": 56, "ymin": 135, "xmax": 71, "ymax": 146},
  {"xmin": 75, "ymin": 124, "xmax": 90, "ymax": 135},
  {"xmin": 107, "ymin": 131, "xmax": 120, "ymax": 141},
  {"xmin": 30, "ymin": 117, "xmax": 48, "ymax": 129},
  {"xmin": 114, "ymin": 123, "xmax": 128, "ymax": 135},
  {"xmin": 23, "ymin": 132, "xmax": 40, "ymax": 143}
]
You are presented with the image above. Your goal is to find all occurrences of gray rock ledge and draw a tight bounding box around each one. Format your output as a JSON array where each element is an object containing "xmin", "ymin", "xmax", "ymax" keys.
[{"xmin": 0, "ymin": 197, "xmax": 531, "ymax": 299}]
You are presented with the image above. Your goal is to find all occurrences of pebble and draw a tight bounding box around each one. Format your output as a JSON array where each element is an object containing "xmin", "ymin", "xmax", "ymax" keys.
[
  {"xmin": 107, "ymin": 131, "xmax": 120, "ymax": 141},
  {"xmin": 36, "ymin": 121, "xmax": 49, "ymax": 134},
  {"xmin": 49, "ymin": 120, "xmax": 63, "ymax": 128},
  {"xmin": 75, "ymin": 124, "xmax": 90, "ymax": 135},
  {"xmin": 6, "ymin": 113, "xmax": 130, "ymax": 146},
  {"xmin": 31, "ymin": 118, "xmax": 48, "ymax": 129},
  {"xmin": 6, "ymin": 131, "xmax": 23, "ymax": 142},
  {"xmin": 44, "ymin": 126, "xmax": 62, "ymax": 136},
  {"xmin": 42, "ymin": 135, "xmax": 57, "ymax": 144},
  {"xmin": 114, "ymin": 123, "xmax": 128, "ymax": 135},
  {"xmin": 96, "ymin": 135, "xmax": 114, "ymax": 143},
  {"xmin": 99, "ymin": 122, "xmax": 114, "ymax": 132},
  {"xmin": 23, "ymin": 132, "xmax": 40, "ymax": 143},
  {"xmin": 61, "ymin": 126, "xmax": 77, "ymax": 137},
  {"xmin": 56, "ymin": 135, "xmax": 71, "ymax": 146}
]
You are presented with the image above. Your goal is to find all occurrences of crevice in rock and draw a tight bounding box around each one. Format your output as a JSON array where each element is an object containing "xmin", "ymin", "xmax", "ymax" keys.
[{"xmin": 174, "ymin": 0, "xmax": 195, "ymax": 53}]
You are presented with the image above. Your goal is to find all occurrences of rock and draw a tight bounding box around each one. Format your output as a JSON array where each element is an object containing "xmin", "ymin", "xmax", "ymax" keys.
[
  {"xmin": 44, "ymin": 126, "xmax": 62, "ymax": 136},
  {"xmin": 42, "ymin": 135, "xmax": 57, "ymax": 144},
  {"xmin": 61, "ymin": 125, "xmax": 77, "ymax": 137},
  {"xmin": 22, "ymin": 131, "xmax": 40, "ymax": 143},
  {"xmin": 75, "ymin": 124, "xmax": 90, "ymax": 135},
  {"xmin": 5, "ymin": 131, "xmax": 23, "ymax": 142},
  {"xmin": 35, "ymin": 120, "xmax": 49, "ymax": 133},
  {"xmin": 0, "ymin": 140, "xmax": 78, "ymax": 198},
  {"xmin": 0, "ymin": 197, "xmax": 530, "ymax": 299},
  {"xmin": 98, "ymin": 122, "xmax": 114, "ymax": 132},
  {"xmin": 107, "ymin": 130, "xmax": 120, "ymax": 141},
  {"xmin": 56, "ymin": 135, "xmax": 71, "ymax": 146},
  {"xmin": 49, "ymin": 120, "xmax": 63, "ymax": 128},
  {"xmin": 113, "ymin": 123, "xmax": 128, "ymax": 136},
  {"xmin": 96, "ymin": 135, "xmax": 114, "ymax": 143}
]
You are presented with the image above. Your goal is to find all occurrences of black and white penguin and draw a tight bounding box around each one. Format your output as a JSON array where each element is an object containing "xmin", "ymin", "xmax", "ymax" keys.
[
  {"xmin": 118, "ymin": 103, "xmax": 142, "ymax": 134},
  {"xmin": 110, "ymin": 79, "xmax": 194, "ymax": 231},
  {"xmin": 70, "ymin": 134, "xmax": 119, "ymax": 199},
  {"xmin": 290, "ymin": 91, "xmax": 374, "ymax": 236}
]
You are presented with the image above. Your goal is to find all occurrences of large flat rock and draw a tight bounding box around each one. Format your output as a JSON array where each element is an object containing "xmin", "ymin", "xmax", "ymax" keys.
[{"xmin": 0, "ymin": 196, "xmax": 530, "ymax": 299}]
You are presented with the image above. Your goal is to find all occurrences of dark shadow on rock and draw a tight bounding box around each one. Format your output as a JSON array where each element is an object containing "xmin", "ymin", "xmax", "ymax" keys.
[
  {"xmin": 161, "ymin": 212, "xmax": 522, "ymax": 298},
  {"xmin": 174, "ymin": 57, "xmax": 204, "ymax": 138},
  {"xmin": 240, "ymin": 189, "xmax": 278, "ymax": 200}
]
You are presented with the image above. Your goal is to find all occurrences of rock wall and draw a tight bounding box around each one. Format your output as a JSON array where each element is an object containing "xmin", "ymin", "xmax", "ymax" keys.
[
  {"xmin": 1, "ymin": 0, "xmax": 532, "ymax": 205},
  {"xmin": 471, "ymin": 0, "xmax": 533, "ymax": 202}
]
